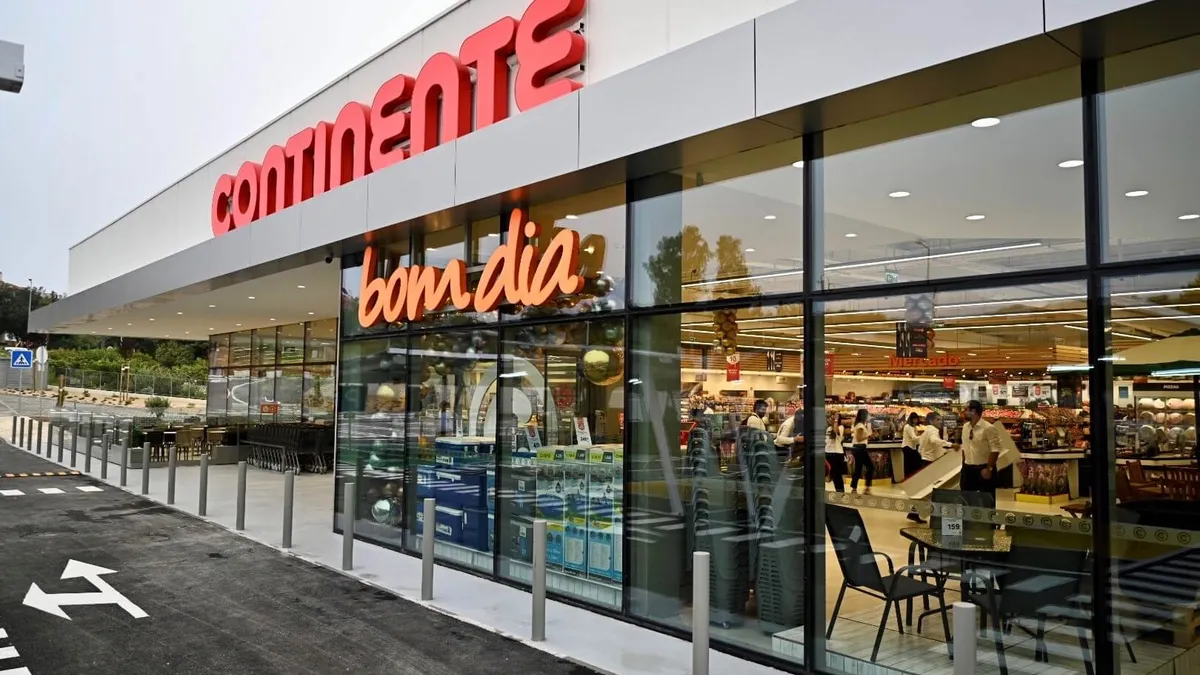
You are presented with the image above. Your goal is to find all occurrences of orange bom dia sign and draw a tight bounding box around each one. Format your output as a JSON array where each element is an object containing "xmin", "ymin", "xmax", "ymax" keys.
[{"xmin": 357, "ymin": 209, "xmax": 586, "ymax": 327}]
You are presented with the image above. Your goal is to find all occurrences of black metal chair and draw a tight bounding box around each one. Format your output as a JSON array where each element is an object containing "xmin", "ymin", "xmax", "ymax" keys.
[
  {"xmin": 963, "ymin": 543, "xmax": 1094, "ymax": 675},
  {"xmin": 825, "ymin": 504, "xmax": 952, "ymax": 661}
]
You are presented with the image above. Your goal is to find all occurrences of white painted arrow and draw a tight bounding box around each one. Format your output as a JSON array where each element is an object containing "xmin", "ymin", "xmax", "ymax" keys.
[{"xmin": 22, "ymin": 559, "xmax": 148, "ymax": 621}]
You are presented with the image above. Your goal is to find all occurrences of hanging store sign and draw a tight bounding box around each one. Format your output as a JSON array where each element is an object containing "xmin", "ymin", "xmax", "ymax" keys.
[
  {"xmin": 357, "ymin": 209, "xmax": 585, "ymax": 326},
  {"xmin": 725, "ymin": 353, "xmax": 741, "ymax": 382},
  {"xmin": 210, "ymin": 0, "xmax": 587, "ymax": 236},
  {"xmin": 887, "ymin": 355, "xmax": 961, "ymax": 368}
]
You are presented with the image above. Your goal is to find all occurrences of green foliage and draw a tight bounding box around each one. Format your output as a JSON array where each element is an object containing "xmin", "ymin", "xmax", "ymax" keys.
[{"xmin": 145, "ymin": 396, "xmax": 170, "ymax": 418}]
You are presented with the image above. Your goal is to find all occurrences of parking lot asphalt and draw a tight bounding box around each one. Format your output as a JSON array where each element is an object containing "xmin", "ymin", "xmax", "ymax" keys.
[{"xmin": 0, "ymin": 441, "xmax": 598, "ymax": 675}]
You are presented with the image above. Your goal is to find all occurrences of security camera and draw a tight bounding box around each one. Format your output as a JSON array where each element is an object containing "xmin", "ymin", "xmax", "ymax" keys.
[
  {"xmin": 325, "ymin": 254, "xmax": 334, "ymax": 264},
  {"xmin": 0, "ymin": 40, "xmax": 24, "ymax": 94}
]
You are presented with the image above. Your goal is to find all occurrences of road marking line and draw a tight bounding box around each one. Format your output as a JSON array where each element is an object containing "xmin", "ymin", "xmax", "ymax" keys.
[
  {"xmin": 37, "ymin": 488, "xmax": 64, "ymax": 495},
  {"xmin": 0, "ymin": 490, "xmax": 23, "ymax": 497},
  {"xmin": 76, "ymin": 486, "xmax": 103, "ymax": 493},
  {"xmin": 0, "ymin": 668, "xmax": 32, "ymax": 675},
  {"xmin": 0, "ymin": 646, "xmax": 18, "ymax": 660}
]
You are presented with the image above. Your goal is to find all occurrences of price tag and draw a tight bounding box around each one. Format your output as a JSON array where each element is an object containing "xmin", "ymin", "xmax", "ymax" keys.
[{"xmin": 942, "ymin": 515, "xmax": 963, "ymax": 547}]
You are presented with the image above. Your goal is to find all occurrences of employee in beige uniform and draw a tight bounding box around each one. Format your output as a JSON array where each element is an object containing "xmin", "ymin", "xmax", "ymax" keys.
[{"xmin": 960, "ymin": 399, "xmax": 1001, "ymax": 498}]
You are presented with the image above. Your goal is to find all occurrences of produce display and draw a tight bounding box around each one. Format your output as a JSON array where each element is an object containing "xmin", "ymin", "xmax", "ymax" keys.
[{"xmin": 1019, "ymin": 459, "xmax": 1070, "ymax": 496}]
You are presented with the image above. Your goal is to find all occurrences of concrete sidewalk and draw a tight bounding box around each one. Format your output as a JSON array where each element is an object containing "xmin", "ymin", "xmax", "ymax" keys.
[{"xmin": 0, "ymin": 415, "xmax": 788, "ymax": 675}]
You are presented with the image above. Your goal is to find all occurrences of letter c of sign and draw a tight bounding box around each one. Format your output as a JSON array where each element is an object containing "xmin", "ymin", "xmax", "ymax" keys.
[
  {"xmin": 232, "ymin": 161, "xmax": 262, "ymax": 230},
  {"xmin": 211, "ymin": 174, "xmax": 235, "ymax": 236}
]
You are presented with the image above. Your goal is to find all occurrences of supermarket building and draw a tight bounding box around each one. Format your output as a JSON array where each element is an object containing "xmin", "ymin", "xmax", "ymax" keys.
[{"xmin": 30, "ymin": 1, "xmax": 1200, "ymax": 674}]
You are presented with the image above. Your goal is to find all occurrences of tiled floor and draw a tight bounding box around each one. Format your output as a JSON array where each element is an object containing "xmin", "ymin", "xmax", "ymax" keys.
[{"xmin": 6, "ymin": 417, "xmax": 1197, "ymax": 675}]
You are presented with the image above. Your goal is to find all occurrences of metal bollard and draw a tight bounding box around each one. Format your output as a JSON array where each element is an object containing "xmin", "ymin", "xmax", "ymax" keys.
[
  {"xmin": 282, "ymin": 470, "xmax": 294, "ymax": 549},
  {"xmin": 70, "ymin": 424, "xmax": 79, "ymax": 467},
  {"xmin": 83, "ymin": 421, "xmax": 93, "ymax": 473},
  {"xmin": 167, "ymin": 447, "xmax": 177, "ymax": 504},
  {"xmin": 36, "ymin": 420, "xmax": 43, "ymax": 456},
  {"xmin": 18, "ymin": 417, "xmax": 25, "ymax": 448},
  {"xmin": 235, "ymin": 460, "xmax": 247, "ymax": 530},
  {"xmin": 9, "ymin": 415, "xmax": 14, "ymax": 443},
  {"xmin": 198, "ymin": 454, "xmax": 209, "ymax": 516},
  {"xmin": 119, "ymin": 428, "xmax": 130, "ymax": 486},
  {"xmin": 953, "ymin": 602, "xmax": 977, "ymax": 675},
  {"xmin": 532, "ymin": 519, "xmax": 547, "ymax": 641},
  {"xmin": 421, "ymin": 497, "xmax": 436, "ymax": 601},
  {"xmin": 693, "ymin": 551, "xmax": 710, "ymax": 675},
  {"xmin": 100, "ymin": 431, "xmax": 110, "ymax": 480},
  {"xmin": 140, "ymin": 442, "xmax": 150, "ymax": 495},
  {"xmin": 342, "ymin": 479, "xmax": 356, "ymax": 571},
  {"xmin": 57, "ymin": 424, "xmax": 64, "ymax": 463}
]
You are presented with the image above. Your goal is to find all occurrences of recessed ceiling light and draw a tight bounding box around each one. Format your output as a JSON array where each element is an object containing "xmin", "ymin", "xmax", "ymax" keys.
[
  {"xmin": 744, "ymin": 248, "xmax": 756, "ymax": 253},
  {"xmin": 487, "ymin": 233, "xmax": 500, "ymax": 237},
  {"xmin": 971, "ymin": 117, "xmax": 1000, "ymax": 128},
  {"xmin": 936, "ymin": 350, "xmax": 946, "ymax": 354},
  {"xmin": 269, "ymin": 318, "xmax": 276, "ymax": 322},
  {"xmin": 1057, "ymin": 160, "xmax": 1084, "ymax": 168},
  {"xmin": 107, "ymin": 327, "xmax": 112, "ymax": 330},
  {"xmin": 968, "ymin": 352, "xmax": 977, "ymax": 356},
  {"xmin": 208, "ymin": 304, "xmax": 216, "ymax": 308},
  {"xmin": 149, "ymin": 318, "xmax": 155, "ymax": 322},
  {"xmin": 248, "ymin": 296, "xmax": 256, "ymax": 300},
  {"xmin": 236, "ymin": 323, "xmax": 242, "ymax": 327},
  {"xmin": 297, "ymin": 285, "xmax": 306, "ymax": 289},
  {"xmin": 91, "ymin": 331, "xmax": 96, "ymax": 334},
  {"xmin": 126, "ymin": 323, "xmax": 132, "ymax": 326},
  {"xmin": 208, "ymin": 328, "xmax": 214, "ymax": 331},
  {"xmin": 888, "ymin": 191, "xmax": 910, "ymax": 198},
  {"xmin": 845, "ymin": 233, "xmax": 858, "ymax": 238},
  {"xmin": 791, "ymin": 160, "xmax": 804, "ymax": 169},
  {"xmin": 965, "ymin": 214, "xmax": 986, "ymax": 221},
  {"xmin": 177, "ymin": 311, "xmax": 183, "ymax": 315},
  {"xmin": 1178, "ymin": 214, "xmax": 1199, "ymax": 221},
  {"xmin": 184, "ymin": 331, "xmax": 189, "ymax": 335},
  {"xmin": 565, "ymin": 214, "xmax": 578, "ymax": 220},
  {"xmin": 308, "ymin": 312, "xmax": 315, "ymax": 315},
  {"xmin": 763, "ymin": 215, "xmax": 777, "ymax": 220},
  {"xmin": 1124, "ymin": 190, "xmax": 1149, "ymax": 198}
]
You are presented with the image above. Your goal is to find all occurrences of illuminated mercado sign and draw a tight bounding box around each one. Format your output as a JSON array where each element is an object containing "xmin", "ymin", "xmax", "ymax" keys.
[
  {"xmin": 211, "ymin": 0, "xmax": 587, "ymax": 236},
  {"xmin": 888, "ymin": 355, "xmax": 962, "ymax": 368},
  {"xmin": 357, "ymin": 209, "xmax": 585, "ymax": 327}
]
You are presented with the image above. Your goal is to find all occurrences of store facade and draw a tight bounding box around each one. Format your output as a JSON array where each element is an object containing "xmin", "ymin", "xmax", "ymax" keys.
[{"xmin": 30, "ymin": 1, "xmax": 1200, "ymax": 674}]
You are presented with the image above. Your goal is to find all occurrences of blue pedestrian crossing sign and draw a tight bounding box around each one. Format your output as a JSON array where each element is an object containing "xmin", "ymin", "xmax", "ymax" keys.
[{"xmin": 10, "ymin": 348, "xmax": 33, "ymax": 369}]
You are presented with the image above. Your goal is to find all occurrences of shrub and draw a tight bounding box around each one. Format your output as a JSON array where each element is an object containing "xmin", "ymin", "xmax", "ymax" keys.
[{"xmin": 145, "ymin": 396, "xmax": 170, "ymax": 418}]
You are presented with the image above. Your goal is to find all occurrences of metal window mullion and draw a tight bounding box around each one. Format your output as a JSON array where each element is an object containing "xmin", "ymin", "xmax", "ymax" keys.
[
  {"xmin": 1082, "ymin": 57, "xmax": 1117, "ymax": 675},
  {"xmin": 801, "ymin": 130, "xmax": 826, "ymax": 672}
]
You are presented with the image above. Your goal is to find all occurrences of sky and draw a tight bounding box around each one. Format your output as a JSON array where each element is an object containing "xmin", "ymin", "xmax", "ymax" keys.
[{"xmin": 0, "ymin": 0, "xmax": 459, "ymax": 294}]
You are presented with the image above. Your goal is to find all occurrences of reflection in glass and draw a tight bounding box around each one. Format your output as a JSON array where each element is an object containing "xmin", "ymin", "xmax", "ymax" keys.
[
  {"xmin": 278, "ymin": 323, "xmax": 304, "ymax": 364},
  {"xmin": 631, "ymin": 141, "xmax": 803, "ymax": 306},
  {"xmin": 248, "ymin": 368, "xmax": 275, "ymax": 422},
  {"xmin": 336, "ymin": 338, "xmax": 408, "ymax": 548},
  {"xmin": 230, "ymin": 330, "xmax": 253, "ymax": 367},
  {"xmin": 497, "ymin": 318, "xmax": 626, "ymax": 609},
  {"xmin": 405, "ymin": 329, "xmax": 499, "ymax": 572},
  {"xmin": 1105, "ymin": 36, "xmax": 1200, "ymax": 262},
  {"xmin": 629, "ymin": 304, "xmax": 806, "ymax": 665},
  {"xmin": 307, "ymin": 319, "xmax": 338, "ymax": 362},
  {"xmin": 303, "ymin": 364, "xmax": 335, "ymax": 423},
  {"xmin": 821, "ymin": 69, "xmax": 1083, "ymax": 289},
  {"xmin": 252, "ymin": 327, "xmax": 277, "ymax": 366},
  {"xmin": 209, "ymin": 335, "xmax": 230, "ymax": 368},
  {"xmin": 276, "ymin": 366, "xmax": 303, "ymax": 422},
  {"xmin": 206, "ymin": 369, "xmax": 228, "ymax": 422}
]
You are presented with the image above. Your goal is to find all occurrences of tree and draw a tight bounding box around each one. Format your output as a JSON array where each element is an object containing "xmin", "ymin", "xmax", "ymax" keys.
[
  {"xmin": 643, "ymin": 225, "xmax": 713, "ymax": 306},
  {"xmin": 154, "ymin": 341, "xmax": 197, "ymax": 369}
]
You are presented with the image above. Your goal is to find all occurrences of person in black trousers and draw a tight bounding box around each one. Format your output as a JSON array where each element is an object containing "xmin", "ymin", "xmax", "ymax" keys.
[{"xmin": 849, "ymin": 408, "xmax": 873, "ymax": 494}]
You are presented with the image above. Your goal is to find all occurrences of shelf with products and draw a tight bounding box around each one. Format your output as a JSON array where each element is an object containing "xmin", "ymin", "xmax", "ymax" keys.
[{"xmin": 1118, "ymin": 391, "xmax": 1197, "ymax": 457}]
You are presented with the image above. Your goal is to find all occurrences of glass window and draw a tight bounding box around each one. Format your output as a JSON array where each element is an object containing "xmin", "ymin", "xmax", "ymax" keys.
[
  {"xmin": 303, "ymin": 364, "xmax": 335, "ymax": 423},
  {"xmin": 276, "ymin": 365, "xmax": 303, "ymax": 422},
  {"xmin": 206, "ymin": 369, "xmax": 228, "ymax": 422},
  {"xmin": 230, "ymin": 330, "xmax": 253, "ymax": 367},
  {"xmin": 278, "ymin": 322, "xmax": 305, "ymax": 364},
  {"xmin": 628, "ymin": 303, "xmax": 806, "ymax": 665},
  {"xmin": 405, "ymin": 328, "xmax": 498, "ymax": 572},
  {"xmin": 341, "ymin": 238, "xmax": 410, "ymax": 338},
  {"xmin": 816, "ymin": 282, "xmax": 1092, "ymax": 675},
  {"xmin": 252, "ymin": 327, "xmax": 277, "ymax": 366},
  {"xmin": 307, "ymin": 319, "xmax": 337, "ymax": 362},
  {"xmin": 631, "ymin": 140, "xmax": 803, "ymax": 306},
  {"xmin": 821, "ymin": 69, "xmax": 1083, "ymax": 289},
  {"xmin": 470, "ymin": 215, "xmax": 502, "ymax": 265},
  {"xmin": 497, "ymin": 318, "xmax": 626, "ymax": 609},
  {"xmin": 336, "ymin": 337, "xmax": 408, "ymax": 548},
  {"xmin": 1104, "ymin": 36, "xmax": 1200, "ymax": 262},
  {"xmin": 248, "ymin": 367, "xmax": 275, "ymax": 421},
  {"xmin": 518, "ymin": 184, "xmax": 627, "ymax": 318},
  {"xmin": 209, "ymin": 334, "xmax": 230, "ymax": 368},
  {"xmin": 1103, "ymin": 270, "xmax": 1200, "ymax": 675},
  {"xmin": 227, "ymin": 368, "xmax": 250, "ymax": 421},
  {"xmin": 413, "ymin": 225, "xmax": 499, "ymax": 328}
]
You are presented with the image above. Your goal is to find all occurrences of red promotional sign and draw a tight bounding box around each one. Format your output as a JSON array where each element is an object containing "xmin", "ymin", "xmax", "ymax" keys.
[
  {"xmin": 942, "ymin": 376, "xmax": 957, "ymax": 390},
  {"xmin": 726, "ymin": 353, "xmax": 741, "ymax": 382},
  {"xmin": 824, "ymin": 354, "xmax": 836, "ymax": 377},
  {"xmin": 211, "ymin": 0, "xmax": 587, "ymax": 237},
  {"xmin": 260, "ymin": 402, "xmax": 280, "ymax": 415}
]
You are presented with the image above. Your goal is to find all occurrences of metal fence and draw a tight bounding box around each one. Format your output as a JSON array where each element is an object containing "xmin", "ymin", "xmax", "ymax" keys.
[{"xmin": 0, "ymin": 362, "xmax": 205, "ymax": 400}]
